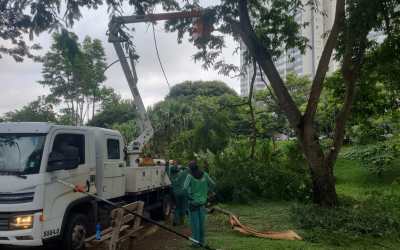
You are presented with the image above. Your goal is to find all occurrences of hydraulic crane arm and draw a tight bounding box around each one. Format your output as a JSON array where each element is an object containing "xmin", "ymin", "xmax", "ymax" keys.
[{"xmin": 108, "ymin": 10, "xmax": 202, "ymax": 155}]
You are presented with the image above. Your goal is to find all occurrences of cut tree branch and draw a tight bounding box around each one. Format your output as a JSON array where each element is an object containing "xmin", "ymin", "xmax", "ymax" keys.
[{"xmin": 304, "ymin": 0, "xmax": 345, "ymax": 124}]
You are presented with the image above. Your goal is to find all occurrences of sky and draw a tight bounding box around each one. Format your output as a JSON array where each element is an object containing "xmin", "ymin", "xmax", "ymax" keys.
[{"xmin": 0, "ymin": 3, "xmax": 239, "ymax": 115}]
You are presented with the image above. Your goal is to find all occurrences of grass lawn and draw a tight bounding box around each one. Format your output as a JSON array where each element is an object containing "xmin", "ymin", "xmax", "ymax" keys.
[{"xmin": 204, "ymin": 157, "xmax": 400, "ymax": 250}]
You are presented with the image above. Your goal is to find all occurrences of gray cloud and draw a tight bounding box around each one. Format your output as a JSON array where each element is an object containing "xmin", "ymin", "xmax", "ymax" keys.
[{"xmin": 0, "ymin": 4, "xmax": 239, "ymax": 115}]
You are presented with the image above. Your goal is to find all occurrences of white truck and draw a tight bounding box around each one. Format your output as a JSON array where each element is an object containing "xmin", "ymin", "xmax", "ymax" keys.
[{"xmin": 0, "ymin": 122, "xmax": 171, "ymax": 249}]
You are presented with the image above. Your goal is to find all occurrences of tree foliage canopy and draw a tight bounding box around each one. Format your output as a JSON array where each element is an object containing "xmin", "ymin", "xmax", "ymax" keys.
[
  {"xmin": 149, "ymin": 80, "xmax": 240, "ymax": 159},
  {"xmin": 166, "ymin": 80, "xmax": 236, "ymax": 99},
  {"xmin": 2, "ymin": 96, "xmax": 58, "ymax": 122},
  {"xmin": 39, "ymin": 29, "xmax": 107, "ymax": 125}
]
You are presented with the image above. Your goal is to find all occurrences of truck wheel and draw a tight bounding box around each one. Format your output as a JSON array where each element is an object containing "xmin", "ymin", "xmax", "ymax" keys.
[{"xmin": 63, "ymin": 213, "xmax": 88, "ymax": 250}]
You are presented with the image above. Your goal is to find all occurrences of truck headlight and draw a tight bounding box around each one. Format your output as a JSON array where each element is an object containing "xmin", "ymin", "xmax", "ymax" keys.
[{"xmin": 9, "ymin": 215, "xmax": 34, "ymax": 230}]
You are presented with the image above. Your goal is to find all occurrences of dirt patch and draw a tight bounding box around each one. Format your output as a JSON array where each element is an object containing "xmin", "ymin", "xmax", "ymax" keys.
[
  {"xmin": 131, "ymin": 225, "xmax": 190, "ymax": 250},
  {"xmin": 4, "ymin": 225, "xmax": 190, "ymax": 250},
  {"xmin": 85, "ymin": 224, "xmax": 191, "ymax": 250}
]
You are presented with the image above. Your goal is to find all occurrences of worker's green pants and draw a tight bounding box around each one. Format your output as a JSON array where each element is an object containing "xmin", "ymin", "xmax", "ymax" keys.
[
  {"xmin": 189, "ymin": 205, "xmax": 206, "ymax": 245},
  {"xmin": 174, "ymin": 194, "xmax": 187, "ymax": 225}
]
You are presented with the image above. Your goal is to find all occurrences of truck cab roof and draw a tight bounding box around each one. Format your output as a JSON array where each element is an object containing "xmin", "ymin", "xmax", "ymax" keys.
[{"xmin": 0, "ymin": 122, "xmax": 121, "ymax": 137}]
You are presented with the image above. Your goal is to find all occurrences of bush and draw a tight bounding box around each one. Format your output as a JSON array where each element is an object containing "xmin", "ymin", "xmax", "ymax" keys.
[
  {"xmin": 198, "ymin": 139, "xmax": 311, "ymax": 203},
  {"xmin": 292, "ymin": 193, "xmax": 400, "ymax": 244},
  {"xmin": 343, "ymin": 135, "xmax": 400, "ymax": 176}
]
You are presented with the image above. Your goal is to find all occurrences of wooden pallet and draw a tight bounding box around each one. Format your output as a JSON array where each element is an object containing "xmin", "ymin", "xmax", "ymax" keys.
[{"xmin": 86, "ymin": 201, "xmax": 145, "ymax": 250}]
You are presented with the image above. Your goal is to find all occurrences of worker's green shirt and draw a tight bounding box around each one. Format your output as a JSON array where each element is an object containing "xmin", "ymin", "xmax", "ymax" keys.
[
  {"xmin": 183, "ymin": 172, "xmax": 216, "ymax": 206},
  {"xmin": 173, "ymin": 168, "xmax": 189, "ymax": 196}
]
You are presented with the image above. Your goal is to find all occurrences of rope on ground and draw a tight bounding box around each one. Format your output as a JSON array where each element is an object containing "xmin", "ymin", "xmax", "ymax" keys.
[{"xmin": 210, "ymin": 206, "xmax": 303, "ymax": 241}]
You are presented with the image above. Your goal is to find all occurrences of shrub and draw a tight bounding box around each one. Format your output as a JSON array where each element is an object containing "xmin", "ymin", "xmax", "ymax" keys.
[
  {"xmin": 292, "ymin": 193, "xmax": 400, "ymax": 244},
  {"xmin": 198, "ymin": 139, "xmax": 312, "ymax": 203},
  {"xmin": 342, "ymin": 135, "xmax": 400, "ymax": 176}
]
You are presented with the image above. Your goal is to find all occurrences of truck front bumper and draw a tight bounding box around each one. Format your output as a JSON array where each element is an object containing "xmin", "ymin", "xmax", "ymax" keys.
[{"xmin": 0, "ymin": 211, "xmax": 43, "ymax": 246}]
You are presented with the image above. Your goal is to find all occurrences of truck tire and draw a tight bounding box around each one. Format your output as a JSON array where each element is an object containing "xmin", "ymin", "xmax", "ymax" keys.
[{"xmin": 63, "ymin": 213, "xmax": 88, "ymax": 250}]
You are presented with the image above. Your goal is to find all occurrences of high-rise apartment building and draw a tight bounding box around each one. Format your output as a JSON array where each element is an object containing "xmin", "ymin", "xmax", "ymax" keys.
[{"xmin": 240, "ymin": 0, "xmax": 339, "ymax": 97}]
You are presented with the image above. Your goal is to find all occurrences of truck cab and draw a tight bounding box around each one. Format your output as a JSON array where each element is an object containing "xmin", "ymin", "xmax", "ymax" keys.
[{"xmin": 0, "ymin": 122, "xmax": 170, "ymax": 249}]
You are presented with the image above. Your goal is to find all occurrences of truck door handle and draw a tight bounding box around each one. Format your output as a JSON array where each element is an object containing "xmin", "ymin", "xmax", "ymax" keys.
[{"xmin": 118, "ymin": 164, "xmax": 124, "ymax": 168}]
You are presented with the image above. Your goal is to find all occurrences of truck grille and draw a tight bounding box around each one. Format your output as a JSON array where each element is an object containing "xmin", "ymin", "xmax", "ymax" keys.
[
  {"xmin": 0, "ymin": 192, "xmax": 34, "ymax": 204},
  {"xmin": 0, "ymin": 213, "xmax": 10, "ymax": 231}
]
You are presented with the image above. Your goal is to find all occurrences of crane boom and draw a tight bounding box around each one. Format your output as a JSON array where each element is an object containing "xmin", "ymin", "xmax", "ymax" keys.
[{"xmin": 108, "ymin": 10, "xmax": 202, "ymax": 163}]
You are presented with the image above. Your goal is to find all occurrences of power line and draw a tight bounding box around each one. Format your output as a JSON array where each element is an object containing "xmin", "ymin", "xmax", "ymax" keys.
[{"xmin": 152, "ymin": 23, "xmax": 171, "ymax": 89}]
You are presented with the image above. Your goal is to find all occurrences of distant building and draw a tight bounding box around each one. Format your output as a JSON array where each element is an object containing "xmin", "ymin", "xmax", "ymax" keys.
[{"xmin": 240, "ymin": 0, "xmax": 339, "ymax": 97}]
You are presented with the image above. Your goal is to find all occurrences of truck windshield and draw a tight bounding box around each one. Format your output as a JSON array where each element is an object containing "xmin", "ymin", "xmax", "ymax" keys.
[{"xmin": 0, "ymin": 134, "xmax": 46, "ymax": 175}]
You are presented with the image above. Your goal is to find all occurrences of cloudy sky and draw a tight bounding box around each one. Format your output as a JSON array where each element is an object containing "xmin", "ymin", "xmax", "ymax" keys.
[{"xmin": 0, "ymin": 3, "xmax": 239, "ymax": 115}]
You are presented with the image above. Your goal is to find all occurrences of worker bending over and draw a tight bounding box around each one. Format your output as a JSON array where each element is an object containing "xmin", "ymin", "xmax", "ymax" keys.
[
  {"xmin": 183, "ymin": 160, "xmax": 216, "ymax": 246},
  {"xmin": 167, "ymin": 160, "xmax": 189, "ymax": 225},
  {"xmin": 173, "ymin": 163, "xmax": 190, "ymax": 225}
]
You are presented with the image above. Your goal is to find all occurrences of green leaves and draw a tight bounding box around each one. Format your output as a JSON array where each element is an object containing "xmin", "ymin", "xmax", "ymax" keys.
[
  {"xmin": 166, "ymin": 80, "xmax": 237, "ymax": 100},
  {"xmin": 342, "ymin": 135, "xmax": 400, "ymax": 176},
  {"xmin": 3, "ymin": 96, "xmax": 58, "ymax": 123},
  {"xmin": 88, "ymin": 99, "xmax": 136, "ymax": 128},
  {"xmin": 202, "ymin": 139, "xmax": 310, "ymax": 203},
  {"xmin": 148, "ymin": 80, "xmax": 240, "ymax": 160},
  {"xmin": 39, "ymin": 30, "xmax": 107, "ymax": 125}
]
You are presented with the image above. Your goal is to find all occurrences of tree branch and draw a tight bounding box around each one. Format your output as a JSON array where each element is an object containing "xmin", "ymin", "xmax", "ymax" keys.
[
  {"xmin": 248, "ymin": 58, "xmax": 257, "ymax": 159},
  {"xmin": 233, "ymin": 0, "xmax": 302, "ymax": 131},
  {"xmin": 325, "ymin": 35, "xmax": 368, "ymax": 165},
  {"xmin": 304, "ymin": 0, "xmax": 345, "ymax": 124},
  {"xmin": 259, "ymin": 64, "xmax": 279, "ymax": 104}
]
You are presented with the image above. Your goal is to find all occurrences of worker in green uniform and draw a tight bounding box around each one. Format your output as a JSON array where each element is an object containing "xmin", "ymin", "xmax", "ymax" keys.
[
  {"xmin": 183, "ymin": 160, "xmax": 216, "ymax": 246},
  {"xmin": 166, "ymin": 160, "xmax": 180, "ymax": 181},
  {"xmin": 172, "ymin": 164, "xmax": 189, "ymax": 225},
  {"xmin": 166, "ymin": 160, "xmax": 188, "ymax": 225}
]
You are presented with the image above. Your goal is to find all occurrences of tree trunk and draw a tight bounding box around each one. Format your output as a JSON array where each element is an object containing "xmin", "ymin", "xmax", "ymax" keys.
[
  {"xmin": 301, "ymin": 122, "xmax": 338, "ymax": 207},
  {"xmin": 248, "ymin": 59, "xmax": 257, "ymax": 159},
  {"xmin": 310, "ymin": 160, "xmax": 337, "ymax": 207}
]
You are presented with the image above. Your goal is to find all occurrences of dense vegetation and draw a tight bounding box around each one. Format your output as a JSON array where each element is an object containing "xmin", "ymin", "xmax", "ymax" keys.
[{"xmin": 203, "ymin": 158, "xmax": 400, "ymax": 249}]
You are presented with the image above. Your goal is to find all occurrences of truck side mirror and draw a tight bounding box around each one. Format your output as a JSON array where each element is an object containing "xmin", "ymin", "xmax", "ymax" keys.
[{"xmin": 47, "ymin": 149, "xmax": 80, "ymax": 172}]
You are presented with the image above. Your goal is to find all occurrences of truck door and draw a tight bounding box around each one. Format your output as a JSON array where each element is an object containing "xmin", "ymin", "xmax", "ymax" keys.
[
  {"xmin": 43, "ymin": 130, "xmax": 95, "ymax": 239},
  {"xmin": 103, "ymin": 136, "xmax": 126, "ymax": 198}
]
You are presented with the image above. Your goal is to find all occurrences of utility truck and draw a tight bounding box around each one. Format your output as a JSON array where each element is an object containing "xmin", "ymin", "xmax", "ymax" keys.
[{"xmin": 0, "ymin": 122, "xmax": 171, "ymax": 249}]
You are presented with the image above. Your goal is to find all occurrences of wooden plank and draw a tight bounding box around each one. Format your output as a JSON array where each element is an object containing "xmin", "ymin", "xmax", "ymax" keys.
[
  {"xmin": 134, "ymin": 201, "xmax": 144, "ymax": 229},
  {"xmin": 117, "ymin": 226, "xmax": 144, "ymax": 242},
  {"xmin": 109, "ymin": 208, "xmax": 124, "ymax": 250},
  {"xmin": 86, "ymin": 201, "xmax": 146, "ymax": 249}
]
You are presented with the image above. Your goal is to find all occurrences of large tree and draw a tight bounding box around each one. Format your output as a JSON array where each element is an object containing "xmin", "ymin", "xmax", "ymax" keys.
[
  {"xmin": 149, "ymin": 80, "xmax": 239, "ymax": 158},
  {"xmin": 167, "ymin": 80, "xmax": 237, "ymax": 99},
  {"xmin": 164, "ymin": 0, "xmax": 399, "ymax": 206},
  {"xmin": 3, "ymin": 0, "xmax": 400, "ymax": 206},
  {"xmin": 39, "ymin": 29, "xmax": 107, "ymax": 125}
]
